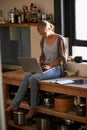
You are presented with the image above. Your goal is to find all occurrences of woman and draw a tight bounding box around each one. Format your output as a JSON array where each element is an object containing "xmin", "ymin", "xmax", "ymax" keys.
[{"xmin": 5, "ymin": 20, "xmax": 67, "ymax": 119}]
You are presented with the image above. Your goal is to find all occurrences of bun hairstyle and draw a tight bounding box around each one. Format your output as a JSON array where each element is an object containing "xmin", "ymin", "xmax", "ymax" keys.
[{"xmin": 37, "ymin": 20, "xmax": 55, "ymax": 32}]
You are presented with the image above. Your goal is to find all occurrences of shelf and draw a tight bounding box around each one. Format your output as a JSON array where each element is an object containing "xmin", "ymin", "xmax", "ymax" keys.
[
  {"xmin": 8, "ymin": 120, "xmax": 37, "ymax": 130},
  {"xmin": 6, "ymin": 100, "xmax": 30, "ymax": 110},
  {"xmin": 37, "ymin": 106, "xmax": 86, "ymax": 123},
  {"xmin": 6, "ymin": 99, "xmax": 86, "ymax": 124},
  {"xmin": 3, "ymin": 70, "xmax": 87, "ymax": 130},
  {"xmin": 0, "ymin": 23, "xmax": 38, "ymax": 27}
]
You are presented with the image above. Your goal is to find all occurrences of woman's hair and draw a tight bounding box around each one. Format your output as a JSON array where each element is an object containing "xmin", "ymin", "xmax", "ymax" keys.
[{"xmin": 37, "ymin": 20, "xmax": 55, "ymax": 32}]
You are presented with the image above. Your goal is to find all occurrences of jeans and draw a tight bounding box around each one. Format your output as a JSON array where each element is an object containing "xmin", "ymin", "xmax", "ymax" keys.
[{"xmin": 12, "ymin": 66, "xmax": 61, "ymax": 109}]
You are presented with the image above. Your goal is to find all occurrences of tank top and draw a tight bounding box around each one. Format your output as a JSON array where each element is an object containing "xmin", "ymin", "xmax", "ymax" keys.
[{"xmin": 43, "ymin": 39, "xmax": 58, "ymax": 64}]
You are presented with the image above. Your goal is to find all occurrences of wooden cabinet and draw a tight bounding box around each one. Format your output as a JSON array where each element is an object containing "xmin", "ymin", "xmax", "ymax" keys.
[{"xmin": 3, "ymin": 70, "xmax": 87, "ymax": 130}]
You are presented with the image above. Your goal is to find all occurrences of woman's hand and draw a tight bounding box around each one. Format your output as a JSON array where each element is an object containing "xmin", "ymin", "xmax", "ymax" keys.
[
  {"xmin": 42, "ymin": 64, "xmax": 51, "ymax": 71},
  {"xmin": 39, "ymin": 59, "xmax": 44, "ymax": 65}
]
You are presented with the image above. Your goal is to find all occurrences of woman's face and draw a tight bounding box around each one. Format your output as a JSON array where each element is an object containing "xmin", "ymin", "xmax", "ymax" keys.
[{"xmin": 38, "ymin": 26, "xmax": 51, "ymax": 38}]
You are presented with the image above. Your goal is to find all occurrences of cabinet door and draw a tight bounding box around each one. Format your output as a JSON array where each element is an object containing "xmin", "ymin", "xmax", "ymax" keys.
[{"xmin": 30, "ymin": 26, "xmax": 41, "ymax": 61}]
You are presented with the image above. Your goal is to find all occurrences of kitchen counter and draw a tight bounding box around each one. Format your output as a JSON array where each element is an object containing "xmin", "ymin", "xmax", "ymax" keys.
[
  {"xmin": 2, "ymin": 70, "xmax": 87, "ymax": 130},
  {"xmin": 41, "ymin": 77, "xmax": 87, "ymax": 88},
  {"xmin": 3, "ymin": 69, "xmax": 87, "ymax": 97}
]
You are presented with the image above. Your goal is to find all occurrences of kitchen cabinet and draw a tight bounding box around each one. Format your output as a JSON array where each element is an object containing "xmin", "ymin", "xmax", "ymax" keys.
[
  {"xmin": 3, "ymin": 70, "xmax": 87, "ymax": 130},
  {"xmin": 0, "ymin": 23, "xmax": 41, "ymax": 67}
]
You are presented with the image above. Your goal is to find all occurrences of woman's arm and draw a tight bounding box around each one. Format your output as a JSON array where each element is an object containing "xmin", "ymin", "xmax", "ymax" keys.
[{"xmin": 57, "ymin": 36, "xmax": 67, "ymax": 65}]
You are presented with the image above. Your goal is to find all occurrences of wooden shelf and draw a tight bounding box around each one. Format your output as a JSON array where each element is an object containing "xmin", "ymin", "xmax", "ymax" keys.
[
  {"xmin": 8, "ymin": 120, "xmax": 37, "ymax": 130},
  {"xmin": 37, "ymin": 106, "xmax": 86, "ymax": 123},
  {"xmin": 6, "ymin": 100, "xmax": 30, "ymax": 110},
  {"xmin": 6, "ymin": 99, "xmax": 86, "ymax": 124},
  {"xmin": 0, "ymin": 23, "xmax": 38, "ymax": 27}
]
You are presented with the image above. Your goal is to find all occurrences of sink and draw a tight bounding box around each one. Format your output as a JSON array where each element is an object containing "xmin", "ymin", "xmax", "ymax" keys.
[
  {"xmin": 2, "ymin": 68, "xmax": 16, "ymax": 73},
  {"xmin": 71, "ymin": 79, "xmax": 87, "ymax": 85}
]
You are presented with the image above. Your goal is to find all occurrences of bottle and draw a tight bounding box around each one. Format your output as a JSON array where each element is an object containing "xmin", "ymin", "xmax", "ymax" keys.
[
  {"xmin": 21, "ymin": 5, "xmax": 28, "ymax": 23},
  {"xmin": 30, "ymin": 3, "xmax": 37, "ymax": 23},
  {"xmin": 25, "ymin": 9, "xmax": 30, "ymax": 23},
  {"xmin": 21, "ymin": 11, "xmax": 25, "ymax": 23},
  {"xmin": 37, "ymin": 9, "xmax": 41, "ymax": 22},
  {"xmin": 14, "ymin": 7, "xmax": 18, "ymax": 23},
  {"xmin": 10, "ymin": 9, "xmax": 15, "ymax": 23}
]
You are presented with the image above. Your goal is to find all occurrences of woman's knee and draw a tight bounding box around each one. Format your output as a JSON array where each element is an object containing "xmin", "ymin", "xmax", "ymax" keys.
[
  {"xmin": 23, "ymin": 74, "xmax": 31, "ymax": 81},
  {"xmin": 30, "ymin": 76, "xmax": 38, "ymax": 87},
  {"xmin": 31, "ymin": 77, "xmax": 38, "ymax": 84}
]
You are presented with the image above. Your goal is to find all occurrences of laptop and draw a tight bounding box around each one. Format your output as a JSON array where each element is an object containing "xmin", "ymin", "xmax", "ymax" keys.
[{"xmin": 18, "ymin": 57, "xmax": 43, "ymax": 74}]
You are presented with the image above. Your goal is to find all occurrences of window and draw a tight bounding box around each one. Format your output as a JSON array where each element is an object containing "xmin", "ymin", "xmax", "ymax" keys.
[
  {"xmin": 54, "ymin": 0, "xmax": 87, "ymax": 60},
  {"xmin": 75, "ymin": 0, "xmax": 87, "ymax": 41},
  {"xmin": 72, "ymin": 0, "xmax": 87, "ymax": 61}
]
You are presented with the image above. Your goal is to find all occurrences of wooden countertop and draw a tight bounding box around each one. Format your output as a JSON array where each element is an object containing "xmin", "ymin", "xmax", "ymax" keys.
[
  {"xmin": 3, "ymin": 69, "xmax": 87, "ymax": 97},
  {"xmin": 3, "ymin": 69, "xmax": 27, "ymax": 81},
  {"xmin": 3, "ymin": 69, "xmax": 27, "ymax": 86}
]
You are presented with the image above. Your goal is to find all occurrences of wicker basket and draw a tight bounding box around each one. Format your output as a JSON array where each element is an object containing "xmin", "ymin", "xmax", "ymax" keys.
[{"xmin": 54, "ymin": 95, "xmax": 73, "ymax": 112}]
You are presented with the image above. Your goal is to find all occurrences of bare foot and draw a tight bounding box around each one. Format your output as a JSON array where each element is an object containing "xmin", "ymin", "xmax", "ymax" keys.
[
  {"xmin": 5, "ymin": 103, "xmax": 17, "ymax": 112},
  {"xmin": 25, "ymin": 108, "xmax": 36, "ymax": 119}
]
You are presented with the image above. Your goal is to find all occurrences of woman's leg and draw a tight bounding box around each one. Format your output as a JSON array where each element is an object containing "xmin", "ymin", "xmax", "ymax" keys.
[
  {"xmin": 30, "ymin": 66, "xmax": 61, "ymax": 108},
  {"xmin": 5, "ymin": 73, "xmax": 32, "ymax": 111},
  {"xmin": 25, "ymin": 66, "xmax": 61, "ymax": 119}
]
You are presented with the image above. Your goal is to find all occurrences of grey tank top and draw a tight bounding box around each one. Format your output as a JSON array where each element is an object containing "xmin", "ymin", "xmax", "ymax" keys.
[{"xmin": 43, "ymin": 39, "xmax": 58, "ymax": 64}]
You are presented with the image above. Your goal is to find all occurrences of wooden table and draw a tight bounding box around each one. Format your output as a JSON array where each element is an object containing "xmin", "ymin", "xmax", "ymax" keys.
[{"xmin": 3, "ymin": 70, "xmax": 87, "ymax": 130}]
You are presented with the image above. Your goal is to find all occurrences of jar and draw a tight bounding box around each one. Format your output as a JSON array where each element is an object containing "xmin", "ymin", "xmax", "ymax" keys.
[
  {"xmin": 78, "ymin": 125, "xmax": 86, "ymax": 130},
  {"xmin": 43, "ymin": 92, "xmax": 54, "ymax": 108},
  {"xmin": 36, "ymin": 116, "xmax": 51, "ymax": 130},
  {"xmin": 75, "ymin": 103, "xmax": 86, "ymax": 116},
  {"xmin": 10, "ymin": 11, "xmax": 15, "ymax": 23}
]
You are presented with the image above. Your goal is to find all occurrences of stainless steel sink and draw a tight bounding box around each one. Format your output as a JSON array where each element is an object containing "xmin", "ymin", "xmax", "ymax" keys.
[{"xmin": 71, "ymin": 79, "xmax": 87, "ymax": 85}]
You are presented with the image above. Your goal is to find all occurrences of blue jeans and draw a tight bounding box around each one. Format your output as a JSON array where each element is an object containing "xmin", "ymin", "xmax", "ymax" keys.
[{"xmin": 12, "ymin": 66, "xmax": 61, "ymax": 109}]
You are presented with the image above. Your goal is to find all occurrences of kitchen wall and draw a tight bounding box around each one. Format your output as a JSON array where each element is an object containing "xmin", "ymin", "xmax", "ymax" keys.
[
  {"xmin": 30, "ymin": 26, "xmax": 41, "ymax": 61},
  {"xmin": 0, "ymin": 0, "xmax": 54, "ymax": 21}
]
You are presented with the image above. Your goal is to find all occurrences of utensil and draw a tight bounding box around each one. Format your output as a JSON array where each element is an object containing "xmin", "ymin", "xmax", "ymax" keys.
[
  {"xmin": 36, "ymin": 116, "xmax": 51, "ymax": 130},
  {"xmin": 13, "ymin": 111, "xmax": 25, "ymax": 125}
]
